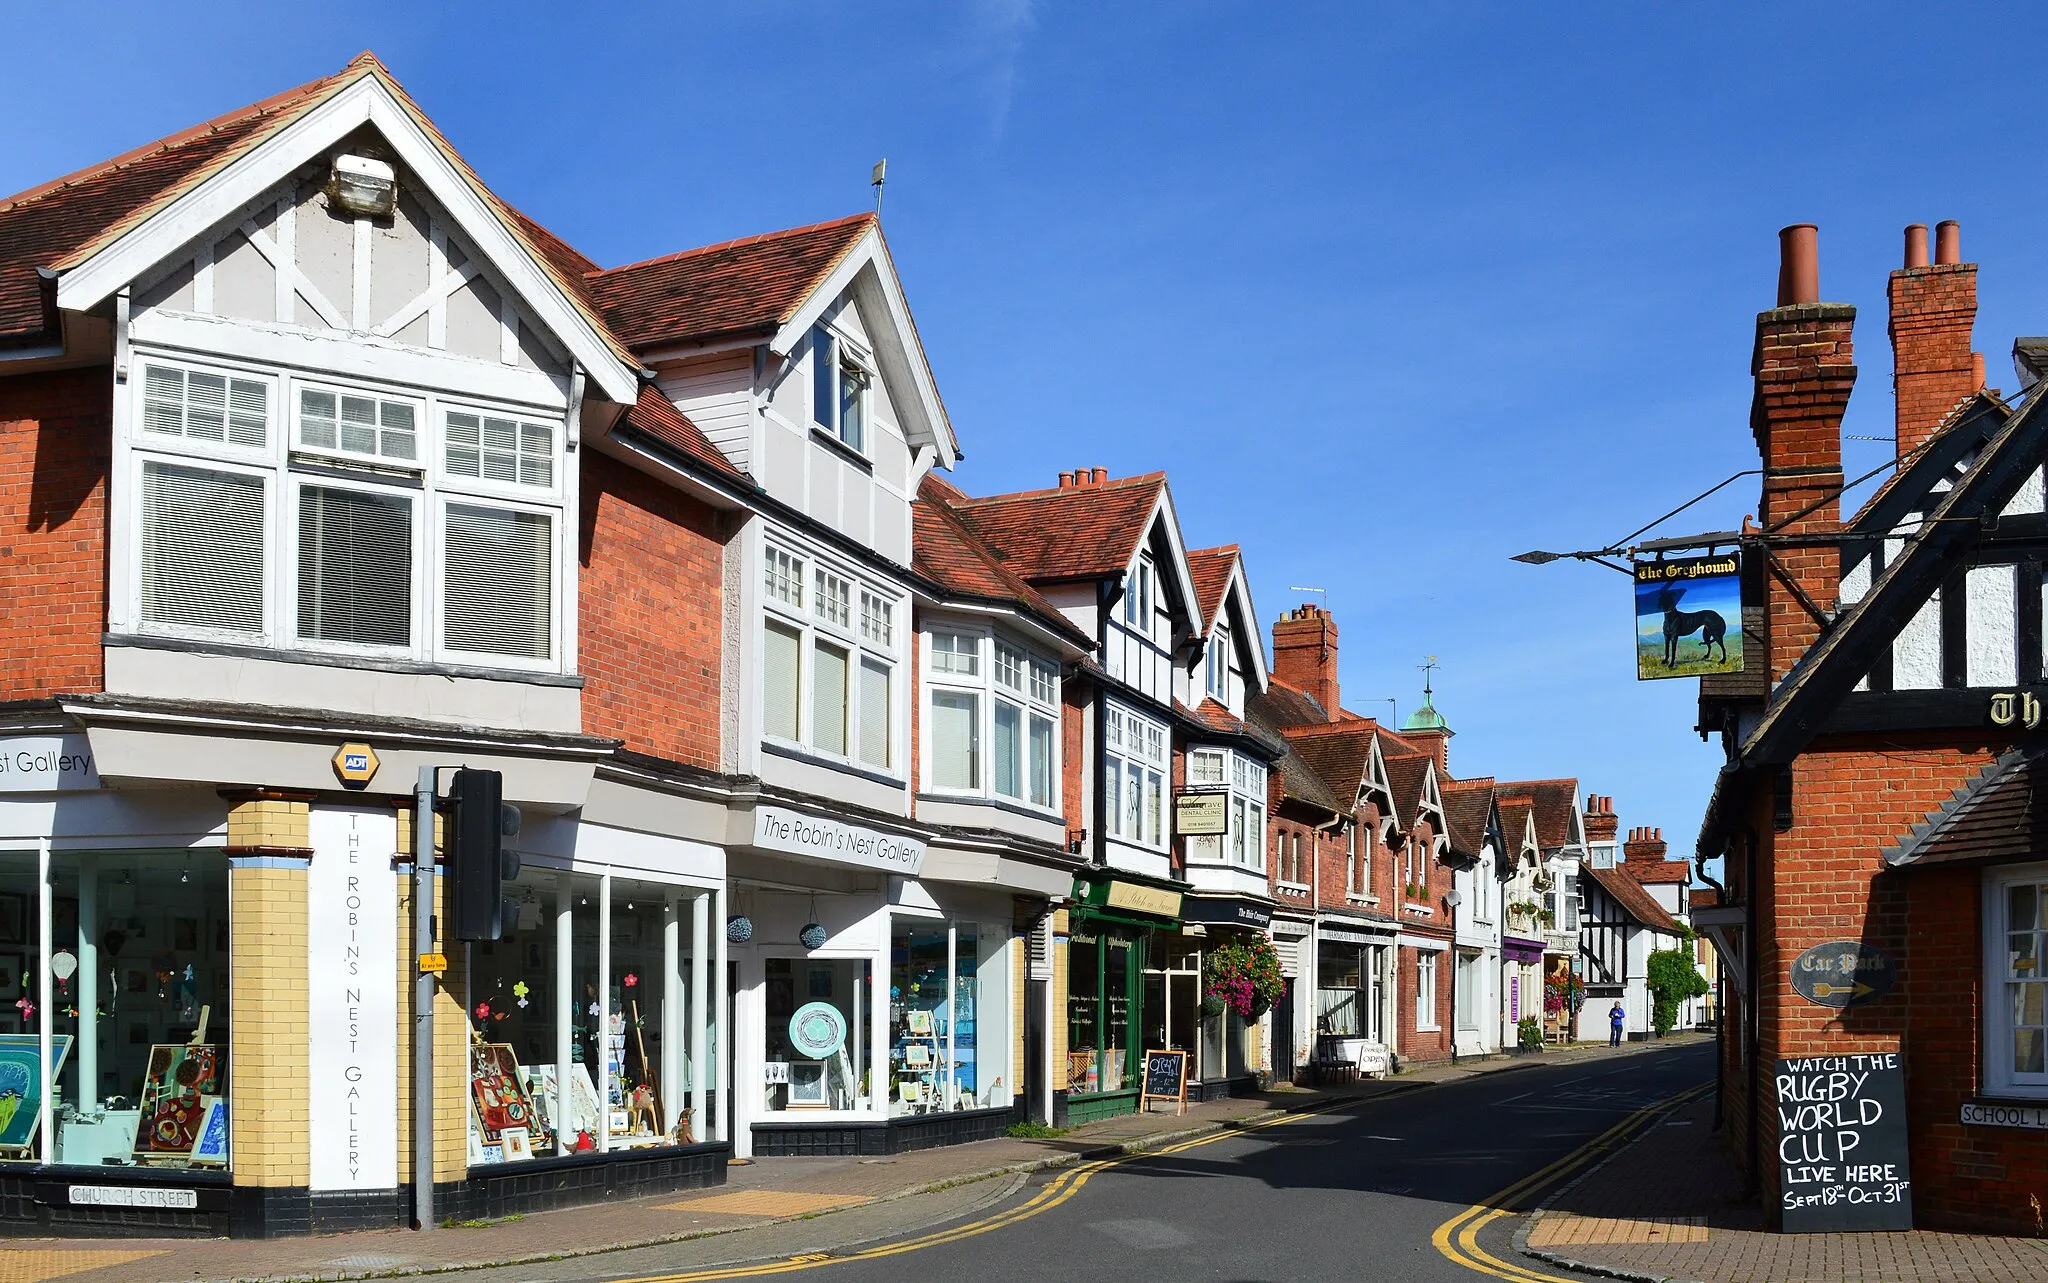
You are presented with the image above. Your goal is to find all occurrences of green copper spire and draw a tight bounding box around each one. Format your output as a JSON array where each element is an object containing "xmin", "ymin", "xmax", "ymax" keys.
[{"xmin": 1404, "ymin": 656, "xmax": 1448, "ymax": 730}]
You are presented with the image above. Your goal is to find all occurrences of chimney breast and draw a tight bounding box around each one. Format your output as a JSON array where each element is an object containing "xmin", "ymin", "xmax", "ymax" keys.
[
  {"xmin": 1271, "ymin": 604, "xmax": 1340, "ymax": 723},
  {"xmin": 1889, "ymin": 219, "xmax": 1980, "ymax": 460}
]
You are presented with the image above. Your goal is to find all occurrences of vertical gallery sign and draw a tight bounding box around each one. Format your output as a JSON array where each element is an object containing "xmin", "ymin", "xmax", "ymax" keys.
[
  {"xmin": 1634, "ymin": 554, "xmax": 1744, "ymax": 680},
  {"xmin": 308, "ymin": 806, "xmax": 399, "ymax": 1191}
]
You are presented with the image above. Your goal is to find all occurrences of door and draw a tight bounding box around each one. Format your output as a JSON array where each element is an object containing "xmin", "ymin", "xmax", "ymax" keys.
[{"xmin": 1273, "ymin": 979, "xmax": 1296, "ymax": 1084}]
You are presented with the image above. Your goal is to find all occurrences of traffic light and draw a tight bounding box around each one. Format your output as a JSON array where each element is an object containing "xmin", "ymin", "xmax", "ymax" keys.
[{"xmin": 446, "ymin": 768, "xmax": 523, "ymax": 941}]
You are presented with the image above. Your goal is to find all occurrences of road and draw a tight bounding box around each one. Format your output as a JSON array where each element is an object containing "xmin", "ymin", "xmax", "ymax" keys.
[{"xmin": 477, "ymin": 1042, "xmax": 1714, "ymax": 1283}]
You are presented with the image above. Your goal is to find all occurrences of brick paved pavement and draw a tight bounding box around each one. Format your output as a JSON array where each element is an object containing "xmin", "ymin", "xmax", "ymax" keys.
[
  {"xmin": 1520, "ymin": 1092, "xmax": 2048, "ymax": 1283},
  {"xmin": 0, "ymin": 1037, "xmax": 1693, "ymax": 1283}
]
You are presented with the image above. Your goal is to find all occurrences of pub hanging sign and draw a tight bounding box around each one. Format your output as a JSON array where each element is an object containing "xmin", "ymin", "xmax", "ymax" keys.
[{"xmin": 1634, "ymin": 554, "xmax": 1743, "ymax": 680}]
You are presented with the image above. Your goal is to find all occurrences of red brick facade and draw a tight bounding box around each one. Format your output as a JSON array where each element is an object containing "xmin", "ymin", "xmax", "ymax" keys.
[
  {"xmin": 0, "ymin": 367, "xmax": 110, "ymax": 700},
  {"xmin": 576, "ymin": 450, "xmax": 727, "ymax": 769},
  {"xmin": 1888, "ymin": 222, "xmax": 1981, "ymax": 459}
]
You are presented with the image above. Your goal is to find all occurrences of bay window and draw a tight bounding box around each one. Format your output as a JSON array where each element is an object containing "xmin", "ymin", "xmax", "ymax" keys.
[
  {"xmin": 1184, "ymin": 747, "xmax": 1265, "ymax": 871},
  {"xmin": 925, "ymin": 627, "xmax": 1059, "ymax": 810},
  {"xmin": 126, "ymin": 353, "xmax": 568, "ymax": 669},
  {"xmin": 760, "ymin": 536, "xmax": 900, "ymax": 773},
  {"xmin": 1103, "ymin": 702, "xmax": 1166, "ymax": 847},
  {"xmin": 1988, "ymin": 864, "xmax": 2048, "ymax": 1096}
]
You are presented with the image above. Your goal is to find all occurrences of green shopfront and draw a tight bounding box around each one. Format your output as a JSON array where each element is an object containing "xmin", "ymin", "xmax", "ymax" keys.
[{"xmin": 1060, "ymin": 871, "xmax": 1183, "ymax": 1124}]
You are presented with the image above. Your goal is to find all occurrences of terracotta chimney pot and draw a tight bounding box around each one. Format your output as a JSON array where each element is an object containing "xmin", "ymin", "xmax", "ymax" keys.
[
  {"xmin": 1778, "ymin": 224, "xmax": 1819, "ymax": 306},
  {"xmin": 1935, "ymin": 220, "xmax": 1961, "ymax": 265},
  {"xmin": 1904, "ymin": 224, "xmax": 1928, "ymax": 269}
]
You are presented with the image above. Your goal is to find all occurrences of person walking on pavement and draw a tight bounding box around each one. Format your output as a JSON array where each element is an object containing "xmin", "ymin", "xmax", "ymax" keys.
[{"xmin": 1608, "ymin": 1001, "xmax": 1626, "ymax": 1047}]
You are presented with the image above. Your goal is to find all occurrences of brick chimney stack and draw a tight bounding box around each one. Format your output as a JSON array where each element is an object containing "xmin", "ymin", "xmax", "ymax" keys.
[
  {"xmin": 1583, "ymin": 794, "xmax": 1618, "ymax": 844},
  {"xmin": 1754, "ymin": 224, "xmax": 1855, "ymax": 683},
  {"xmin": 1889, "ymin": 219, "xmax": 1981, "ymax": 459},
  {"xmin": 1272, "ymin": 604, "xmax": 1340, "ymax": 721},
  {"xmin": 1623, "ymin": 825, "xmax": 1668, "ymax": 867}
]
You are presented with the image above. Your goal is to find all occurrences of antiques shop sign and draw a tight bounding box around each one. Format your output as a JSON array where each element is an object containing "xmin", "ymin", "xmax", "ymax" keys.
[
  {"xmin": 1776, "ymin": 1053, "xmax": 1912, "ymax": 1233},
  {"xmin": 754, "ymin": 805, "xmax": 926, "ymax": 876}
]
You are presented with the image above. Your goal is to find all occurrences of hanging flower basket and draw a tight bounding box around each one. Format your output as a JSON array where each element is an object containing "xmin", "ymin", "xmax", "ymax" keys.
[
  {"xmin": 1202, "ymin": 935, "xmax": 1285, "ymax": 1020},
  {"xmin": 1200, "ymin": 992, "xmax": 1228, "ymax": 1018}
]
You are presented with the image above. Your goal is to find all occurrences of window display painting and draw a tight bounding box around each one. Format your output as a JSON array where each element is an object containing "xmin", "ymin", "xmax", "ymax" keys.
[
  {"xmin": 190, "ymin": 1099, "xmax": 229, "ymax": 1166},
  {"xmin": 470, "ymin": 1043, "xmax": 550, "ymax": 1157},
  {"xmin": 787, "ymin": 1060, "xmax": 828, "ymax": 1107},
  {"xmin": 132, "ymin": 1042, "xmax": 223, "ymax": 1159},
  {"xmin": 0, "ymin": 1034, "xmax": 71, "ymax": 1153}
]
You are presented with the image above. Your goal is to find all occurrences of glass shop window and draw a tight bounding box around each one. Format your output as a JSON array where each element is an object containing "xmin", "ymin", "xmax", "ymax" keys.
[
  {"xmin": 888, "ymin": 922, "xmax": 1008, "ymax": 1117},
  {"xmin": 763, "ymin": 957, "xmax": 873, "ymax": 1114}
]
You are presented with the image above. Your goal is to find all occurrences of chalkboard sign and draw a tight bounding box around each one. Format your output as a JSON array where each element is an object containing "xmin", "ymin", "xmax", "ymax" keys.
[
  {"xmin": 1775, "ymin": 1052, "xmax": 1913, "ymax": 1232},
  {"xmin": 1140, "ymin": 1049, "xmax": 1188, "ymax": 1115}
]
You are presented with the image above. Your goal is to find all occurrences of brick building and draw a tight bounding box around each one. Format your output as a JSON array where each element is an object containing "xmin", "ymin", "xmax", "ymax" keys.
[{"xmin": 1694, "ymin": 220, "xmax": 2048, "ymax": 1232}]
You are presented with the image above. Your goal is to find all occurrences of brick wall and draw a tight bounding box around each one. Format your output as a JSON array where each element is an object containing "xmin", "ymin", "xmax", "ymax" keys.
[
  {"xmin": 1888, "ymin": 259, "xmax": 1979, "ymax": 458},
  {"xmin": 230, "ymin": 862, "xmax": 311, "ymax": 1185},
  {"xmin": 578, "ymin": 450, "xmax": 726, "ymax": 769},
  {"xmin": 0, "ymin": 367, "xmax": 110, "ymax": 698}
]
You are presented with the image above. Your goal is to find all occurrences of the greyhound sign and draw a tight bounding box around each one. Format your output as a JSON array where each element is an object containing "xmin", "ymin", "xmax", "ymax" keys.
[{"xmin": 1633, "ymin": 554, "xmax": 1743, "ymax": 680}]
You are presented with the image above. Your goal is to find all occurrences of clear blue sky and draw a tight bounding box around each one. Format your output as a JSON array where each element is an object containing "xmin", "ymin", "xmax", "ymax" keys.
[{"xmin": 11, "ymin": 3, "xmax": 2045, "ymax": 855}]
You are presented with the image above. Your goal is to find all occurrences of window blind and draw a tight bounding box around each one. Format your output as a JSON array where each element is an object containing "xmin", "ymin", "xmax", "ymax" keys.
[
  {"xmin": 993, "ymin": 700, "xmax": 1023, "ymax": 799},
  {"xmin": 1029, "ymin": 713, "xmax": 1055, "ymax": 807},
  {"xmin": 813, "ymin": 641, "xmax": 849, "ymax": 756},
  {"xmin": 297, "ymin": 486, "xmax": 412, "ymax": 647},
  {"xmin": 145, "ymin": 365, "xmax": 267, "ymax": 446},
  {"xmin": 859, "ymin": 660, "xmax": 891, "ymax": 767},
  {"xmin": 140, "ymin": 461, "xmax": 265, "ymax": 633},
  {"xmin": 932, "ymin": 691, "xmax": 979, "ymax": 789},
  {"xmin": 763, "ymin": 622, "xmax": 800, "ymax": 740},
  {"xmin": 443, "ymin": 503, "xmax": 550, "ymax": 658}
]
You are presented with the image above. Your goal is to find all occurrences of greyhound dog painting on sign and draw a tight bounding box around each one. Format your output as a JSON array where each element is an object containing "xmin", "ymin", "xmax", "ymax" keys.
[{"xmin": 1634, "ymin": 554, "xmax": 1743, "ymax": 679}]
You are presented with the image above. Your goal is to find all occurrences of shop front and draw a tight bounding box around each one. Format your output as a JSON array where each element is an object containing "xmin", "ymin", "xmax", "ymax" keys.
[
  {"xmin": 1313, "ymin": 919, "xmax": 1394, "ymax": 1076},
  {"xmin": 1163, "ymin": 893, "xmax": 1273, "ymax": 1099},
  {"xmin": 1502, "ymin": 935, "xmax": 1546, "ymax": 1049},
  {"xmin": 0, "ymin": 722, "xmax": 734, "ymax": 1239},
  {"xmin": 1061, "ymin": 871, "xmax": 1183, "ymax": 1124},
  {"xmin": 729, "ymin": 804, "xmax": 1026, "ymax": 1157}
]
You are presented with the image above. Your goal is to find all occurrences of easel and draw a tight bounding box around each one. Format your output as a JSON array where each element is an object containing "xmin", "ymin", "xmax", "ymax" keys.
[{"xmin": 1139, "ymin": 1048, "xmax": 1188, "ymax": 1116}]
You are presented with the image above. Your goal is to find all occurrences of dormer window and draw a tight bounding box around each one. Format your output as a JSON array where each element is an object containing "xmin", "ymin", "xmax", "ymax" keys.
[
  {"xmin": 1205, "ymin": 630, "xmax": 1229, "ymax": 701},
  {"xmin": 1122, "ymin": 556, "xmax": 1154, "ymax": 631},
  {"xmin": 811, "ymin": 324, "xmax": 868, "ymax": 454}
]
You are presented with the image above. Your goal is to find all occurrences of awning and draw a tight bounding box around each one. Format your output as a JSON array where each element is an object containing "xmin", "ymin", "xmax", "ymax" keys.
[
  {"xmin": 1181, "ymin": 894, "xmax": 1273, "ymax": 931},
  {"xmin": 1070, "ymin": 869, "xmax": 1184, "ymax": 927},
  {"xmin": 1502, "ymin": 935, "xmax": 1547, "ymax": 964}
]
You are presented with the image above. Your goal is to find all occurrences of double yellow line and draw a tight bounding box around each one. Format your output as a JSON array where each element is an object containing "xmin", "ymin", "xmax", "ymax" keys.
[
  {"xmin": 1431, "ymin": 1083, "xmax": 1712, "ymax": 1281},
  {"xmin": 613, "ymin": 1099, "xmax": 1346, "ymax": 1282}
]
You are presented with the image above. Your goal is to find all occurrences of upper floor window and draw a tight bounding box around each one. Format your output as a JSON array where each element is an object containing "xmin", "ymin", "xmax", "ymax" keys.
[
  {"xmin": 761, "ymin": 536, "xmax": 899, "ymax": 772},
  {"xmin": 1347, "ymin": 824, "xmax": 1369, "ymax": 896},
  {"xmin": 1104, "ymin": 701, "xmax": 1167, "ymax": 849},
  {"xmin": 811, "ymin": 325, "xmax": 869, "ymax": 454},
  {"xmin": 444, "ymin": 410, "xmax": 553, "ymax": 487},
  {"xmin": 1189, "ymin": 747, "xmax": 1265, "ymax": 872},
  {"xmin": 1121, "ymin": 557, "xmax": 1154, "ymax": 633},
  {"xmin": 925, "ymin": 627, "xmax": 1059, "ymax": 810},
  {"xmin": 1988, "ymin": 865, "xmax": 2048, "ymax": 1097},
  {"xmin": 1205, "ymin": 631, "xmax": 1229, "ymax": 701},
  {"xmin": 128, "ymin": 355, "xmax": 563, "ymax": 669}
]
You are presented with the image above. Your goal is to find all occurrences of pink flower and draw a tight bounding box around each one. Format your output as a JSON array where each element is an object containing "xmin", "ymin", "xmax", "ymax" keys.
[{"xmin": 475, "ymin": 1002, "xmax": 491, "ymax": 1020}]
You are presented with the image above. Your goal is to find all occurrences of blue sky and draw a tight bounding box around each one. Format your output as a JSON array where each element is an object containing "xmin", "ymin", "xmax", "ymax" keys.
[{"xmin": 10, "ymin": 3, "xmax": 2045, "ymax": 855}]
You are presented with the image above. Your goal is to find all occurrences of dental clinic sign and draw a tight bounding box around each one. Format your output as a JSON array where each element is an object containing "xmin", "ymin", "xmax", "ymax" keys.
[
  {"xmin": 753, "ymin": 806, "xmax": 925, "ymax": 876},
  {"xmin": 0, "ymin": 735, "xmax": 99, "ymax": 791}
]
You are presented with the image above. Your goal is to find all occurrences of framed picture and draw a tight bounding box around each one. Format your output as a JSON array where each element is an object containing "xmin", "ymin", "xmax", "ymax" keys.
[
  {"xmin": 501, "ymin": 1126, "xmax": 532, "ymax": 1161},
  {"xmin": 132, "ymin": 1043, "xmax": 222, "ymax": 1158},
  {"xmin": 787, "ymin": 1060, "xmax": 828, "ymax": 1108},
  {"xmin": 906, "ymin": 1009, "xmax": 934, "ymax": 1037},
  {"xmin": 0, "ymin": 1034, "xmax": 73, "ymax": 1150},
  {"xmin": 173, "ymin": 918, "xmax": 199, "ymax": 952},
  {"xmin": 808, "ymin": 968, "xmax": 834, "ymax": 999},
  {"xmin": 0, "ymin": 954, "xmax": 20, "ymax": 1002},
  {"xmin": 0, "ymin": 894, "xmax": 24, "ymax": 945},
  {"xmin": 903, "ymin": 1043, "xmax": 931, "ymax": 1068}
]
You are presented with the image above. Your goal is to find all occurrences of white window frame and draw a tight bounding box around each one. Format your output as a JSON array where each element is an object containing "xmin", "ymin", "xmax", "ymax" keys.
[
  {"xmin": 1985, "ymin": 861, "xmax": 2048, "ymax": 1098},
  {"xmin": 1121, "ymin": 556, "xmax": 1155, "ymax": 635},
  {"xmin": 1416, "ymin": 952, "xmax": 1440, "ymax": 1031},
  {"xmin": 1185, "ymin": 746, "xmax": 1266, "ymax": 872},
  {"xmin": 1103, "ymin": 700, "xmax": 1168, "ymax": 849},
  {"xmin": 922, "ymin": 622, "xmax": 1061, "ymax": 813},
  {"xmin": 760, "ymin": 532, "xmax": 901, "ymax": 774},
  {"xmin": 811, "ymin": 323, "xmax": 872, "ymax": 456},
  {"xmin": 120, "ymin": 351, "xmax": 572, "ymax": 672},
  {"xmin": 1205, "ymin": 630, "xmax": 1230, "ymax": 702}
]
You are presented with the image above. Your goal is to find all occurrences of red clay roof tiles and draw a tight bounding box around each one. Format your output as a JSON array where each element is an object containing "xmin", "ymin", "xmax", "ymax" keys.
[
  {"xmin": 1587, "ymin": 864, "xmax": 1681, "ymax": 934},
  {"xmin": 1442, "ymin": 778, "xmax": 1496, "ymax": 858},
  {"xmin": 1187, "ymin": 546, "xmax": 1238, "ymax": 633},
  {"xmin": 1497, "ymin": 779, "xmax": 1581, "ymax": 850},
  {"xmin": 948, "ymin": 474, "xmax": 1166, "ymax": 583},
  {"xmin": 585, "ymin": 213, "xmax": 875, "ymax": 351},
  {"xmin": 618, "ymin": 385, "xmax": 745, "ymax": 483},
  {"xmin": 913, "ymin": 476, "xmax": 1093, "ymax": 648}
]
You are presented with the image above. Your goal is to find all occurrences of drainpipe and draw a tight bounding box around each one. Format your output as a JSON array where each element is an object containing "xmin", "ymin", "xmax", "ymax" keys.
[{"xmin": 1743, "ymin": 826, "xmax": 1761, "ymax": 1201}]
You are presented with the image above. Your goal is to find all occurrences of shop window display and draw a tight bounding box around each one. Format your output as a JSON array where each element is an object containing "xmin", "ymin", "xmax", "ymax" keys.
[
  {"xmin": 887, "ymin": 922, "xmax": 1009, "ymax": 1116},
  {"xmin": 764, "ymin": 957, "xmax": 871, "ymax": 1113},
  {"xmin": 1066, "ymin": 924, "xmax": 1137, "ymax": 1097},
  {"xmin": 0, "ymin": 851, "xmax": 232, "ymax": 1169}
]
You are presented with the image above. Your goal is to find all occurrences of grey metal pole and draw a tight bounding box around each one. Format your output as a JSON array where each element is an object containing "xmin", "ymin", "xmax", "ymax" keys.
[{"xmin": 414, "ymin": 767, "xmax": 437, "ymax": 1232}]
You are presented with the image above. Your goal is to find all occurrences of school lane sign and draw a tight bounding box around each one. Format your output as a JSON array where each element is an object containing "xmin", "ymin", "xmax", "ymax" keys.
[{"xmin": 753, "ymin": 805, "xmax": 926, "ymax": 877}]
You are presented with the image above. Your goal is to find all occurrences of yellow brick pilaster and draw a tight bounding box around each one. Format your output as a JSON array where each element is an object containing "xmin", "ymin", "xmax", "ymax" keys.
[{"xmin": 223, "ymin": 791, "xmax": 313, "ymax": 1187}]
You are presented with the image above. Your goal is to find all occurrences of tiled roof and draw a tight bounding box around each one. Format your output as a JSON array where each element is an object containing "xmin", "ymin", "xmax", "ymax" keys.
[
  {"xmin": 950, "ymin": 474, "xmax": 1166, "ymax": 583},
  {"xmin": 1497, "ymin": 795, "xmax": 1538, "ymax": 859},
  {"xmin": 912, "ymin": 475, "xmax": 1093, "ymax": 649},
  {"xmin": 1627, "ymin": 858, "xmax": 1692, "ymax": 885},
  {"xmin": 585, "ymin": 213, "xmax": 875, "ymax": 351},
  {"xmin": 1498, "ymin": 779, "xmax": 1580, "ymax": 850},
  {"xmin": 1383, "ymin": 753, "xmax": 1432, "ymax": 832},
  {"xmin": 1187, "ymin": 546, "xmax": 1237, "ymax": 633},
  {"xmin": 1885, "ymin": 750, "xmax": 2040, "ymax": 870},
  {"xmin": 1277, "ymin": 727, "xmax": 1371, "ymax": 814},
  {"xmin": 1442, "ymin": 778, "xmax": 1495, "ymax": 858},
  {"xmin": 0, "ymin": 59, "xmax": 365, "ymax": 340},
  {"xmin": 1254, "ymin": 680, "xmax": 1330, "ymax": 728},
  {"xmin": 617, "ymin": 385, "xmax": 745, "ymax": 483},
  {"xmin": 1689, "ymin": 888, "xmax": 1719, "ymax": 909},
  {"xmin": 1176, "ymin": 697, "xmax": 1283, "ymax": 755},
  {"xmin": 1587, "ymin": 865, "xmax": 1680, "ymax": 934},
  {"xmin": 1272, "ymin": 744, "xmax": 1347, "ymax": 815}
]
